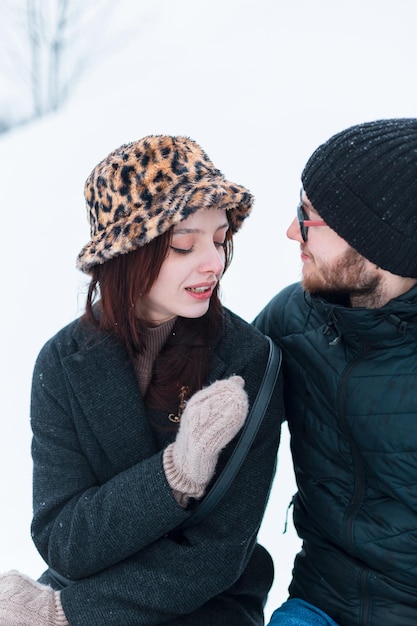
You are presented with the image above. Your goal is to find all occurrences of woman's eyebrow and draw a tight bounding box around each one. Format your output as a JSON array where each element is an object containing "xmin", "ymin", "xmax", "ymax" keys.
[{"xmin": 173, "ymin": 222, "xmax": 229, "ymax": 235}]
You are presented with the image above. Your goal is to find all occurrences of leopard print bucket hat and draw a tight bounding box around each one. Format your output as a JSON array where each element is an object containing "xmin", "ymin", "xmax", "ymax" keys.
[{"xmin": 76, "ymin": 135, "xmax": 253, "ymax": 273}]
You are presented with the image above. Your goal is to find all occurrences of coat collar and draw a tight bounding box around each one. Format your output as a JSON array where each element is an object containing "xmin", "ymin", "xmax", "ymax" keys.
[
  {"xmin": 63, "ymin": 324, "xmax": 156, "ymax": 472},
  {"xmin": 60, "ymin": 319, "xmax": 229, "ymax": 473}
]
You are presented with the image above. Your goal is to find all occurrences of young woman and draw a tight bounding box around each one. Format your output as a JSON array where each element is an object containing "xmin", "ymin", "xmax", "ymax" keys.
[{"xmin": 0, "ymin": 135, "xmax": 283, "ymax": 625}]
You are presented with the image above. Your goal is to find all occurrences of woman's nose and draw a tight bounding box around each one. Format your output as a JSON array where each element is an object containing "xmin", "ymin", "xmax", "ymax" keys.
[{"xmin": 200, "ymin": 244, "xmax": 225, "ymax": 275}]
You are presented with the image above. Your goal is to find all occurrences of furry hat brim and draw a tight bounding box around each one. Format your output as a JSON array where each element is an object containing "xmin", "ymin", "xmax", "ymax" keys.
[{"xmin": 76, "ymin": 135, "xmax": 253, "ymax": 273}]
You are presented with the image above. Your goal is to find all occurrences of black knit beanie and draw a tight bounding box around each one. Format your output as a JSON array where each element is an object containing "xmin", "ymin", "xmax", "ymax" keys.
[{"xmin": 301, "ymin": 118, "xmax": 417, "ymax": 278}]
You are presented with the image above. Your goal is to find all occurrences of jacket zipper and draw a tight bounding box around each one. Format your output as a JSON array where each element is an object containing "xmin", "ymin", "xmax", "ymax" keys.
[{"xmin": 337, "ymin": 339, "xmax": 372, "ymax": 625}]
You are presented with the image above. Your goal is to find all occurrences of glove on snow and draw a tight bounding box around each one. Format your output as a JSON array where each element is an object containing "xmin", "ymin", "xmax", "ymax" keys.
[
  {"xmin": 163, "ymin": 375, "xmax": 249, "ymax": 505},
  {"xmin": 0, "ymin": 570, "xmax": 69, "ymax": 626}
]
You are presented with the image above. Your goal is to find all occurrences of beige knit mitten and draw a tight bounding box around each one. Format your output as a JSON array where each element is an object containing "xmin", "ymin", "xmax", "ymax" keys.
[
  {"xmin": 0, "ymin": 570, "xmax": 69, "ymax": 626},
  {"xmin": 163, "ymin": 375, "xmax": 249, "ymax": 505}
]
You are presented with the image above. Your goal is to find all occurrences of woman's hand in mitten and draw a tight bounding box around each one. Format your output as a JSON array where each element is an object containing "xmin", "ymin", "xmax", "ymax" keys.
[
  {"xmin": 163, "ymin": 376, "xmax": 249, "ymax": 505},
  {"xmin": 0, "ymin": 570, "xmax": 69, "ymax": 626}
]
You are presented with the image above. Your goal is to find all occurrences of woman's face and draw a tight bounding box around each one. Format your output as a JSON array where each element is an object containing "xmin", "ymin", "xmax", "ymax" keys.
[{"xmin": 135, "ymin": 207, "xmax": 228, "ymax": 325}]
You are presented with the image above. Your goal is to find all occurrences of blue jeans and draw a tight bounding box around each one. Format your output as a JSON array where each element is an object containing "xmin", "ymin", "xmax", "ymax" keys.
[{"xmin": 268, "ymin": 598, "xmax": 339, "ymax": 625}]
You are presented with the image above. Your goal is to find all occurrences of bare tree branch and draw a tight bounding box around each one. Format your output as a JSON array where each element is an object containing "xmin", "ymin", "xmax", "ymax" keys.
[{"xmin": 0, "ymin": 0, "xmax": 130, "ymax": 130}]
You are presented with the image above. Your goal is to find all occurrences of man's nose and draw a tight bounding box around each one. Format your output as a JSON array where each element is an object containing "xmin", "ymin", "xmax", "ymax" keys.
[{"xmin": 287, "ymin": 216, "xmax": 302, "ymax": 242}]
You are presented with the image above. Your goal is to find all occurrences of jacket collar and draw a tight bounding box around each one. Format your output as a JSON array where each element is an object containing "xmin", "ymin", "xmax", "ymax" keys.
[{"xmin": 308, "ymin": 283, "xmax": 417, "ymax": 343}]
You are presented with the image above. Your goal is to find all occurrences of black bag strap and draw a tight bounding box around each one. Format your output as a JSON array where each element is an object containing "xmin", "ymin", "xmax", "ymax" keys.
[{"xmin": 176, "ymin": 336, "xmax": 281, "ymax": 531}]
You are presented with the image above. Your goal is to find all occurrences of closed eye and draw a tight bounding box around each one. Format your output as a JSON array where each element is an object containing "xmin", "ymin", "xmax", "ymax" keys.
[{"xmin": 170, "ymin": 246, "xmax": 192, "ymax": 255}]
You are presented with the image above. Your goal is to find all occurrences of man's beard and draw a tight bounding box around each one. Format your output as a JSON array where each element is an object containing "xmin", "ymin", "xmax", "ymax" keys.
[{"xmin": 303, "ymin": 246, "xmax": 382, "ymax": 306}]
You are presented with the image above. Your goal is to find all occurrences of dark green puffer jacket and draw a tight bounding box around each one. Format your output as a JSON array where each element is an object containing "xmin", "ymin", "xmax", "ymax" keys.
[{"xmin": 254, "ymin": 282, "xmax": 417, "ymax": 626}]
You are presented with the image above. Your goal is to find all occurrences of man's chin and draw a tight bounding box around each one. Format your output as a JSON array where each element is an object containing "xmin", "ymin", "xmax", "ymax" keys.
[
  {"xmin": 303, "ymin": 279, "xmax": 354, "ymax": 308},
  {"xmin": 302, "ymin": 274, "xmax": 325, "ymax": 294}
]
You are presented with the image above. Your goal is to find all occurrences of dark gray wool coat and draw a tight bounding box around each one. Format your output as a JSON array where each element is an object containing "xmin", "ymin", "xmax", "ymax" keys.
[{"xmin": 31, "ymin": 307, "xmax": 283, "ymax": 626}]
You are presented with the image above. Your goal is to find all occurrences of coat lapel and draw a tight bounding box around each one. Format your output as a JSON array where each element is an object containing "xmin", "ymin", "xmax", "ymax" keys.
[
  {"xmin": 206, "ymin": 350, "xmax": 228, "ymax": 384},
  {"xmin": 61, "ymin": 322, "xmax": 230, "ymax": 474},
  {"xmin": 63, "ymin": 329, "xmax": 156, "ymax": 473}
]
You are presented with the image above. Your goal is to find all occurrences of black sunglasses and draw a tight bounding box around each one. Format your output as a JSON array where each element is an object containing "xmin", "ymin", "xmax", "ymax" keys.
[{"xmin": 297, "ymin": 203, "xmax": 326, "ymax": 242}]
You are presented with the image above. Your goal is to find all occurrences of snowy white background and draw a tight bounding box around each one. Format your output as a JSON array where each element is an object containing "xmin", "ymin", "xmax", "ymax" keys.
[{"xmin": 1, "ymin": 0, "xmax": 417, "ymax": 621}]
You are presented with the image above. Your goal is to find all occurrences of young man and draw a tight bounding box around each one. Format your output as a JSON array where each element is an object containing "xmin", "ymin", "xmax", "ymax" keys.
[{"xmin": 254, "ymin": 118, "xmax": 417, "ymax": 626}]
